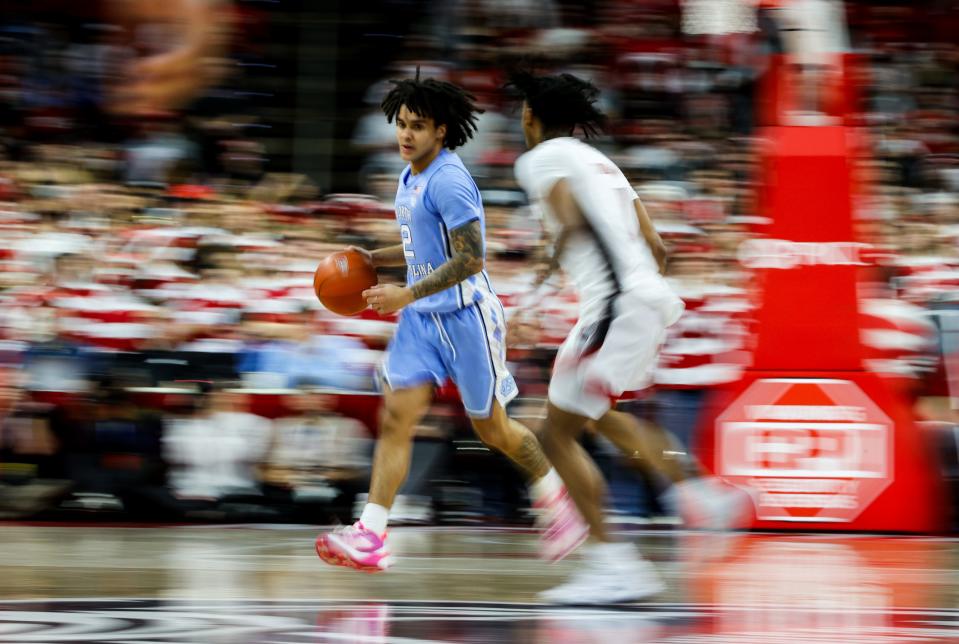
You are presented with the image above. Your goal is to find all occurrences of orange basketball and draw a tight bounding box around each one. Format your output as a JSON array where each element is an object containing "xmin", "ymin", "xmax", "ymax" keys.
[{"xmin": 313, "ymin": 249, "xmax": 378, "ymax": 316}]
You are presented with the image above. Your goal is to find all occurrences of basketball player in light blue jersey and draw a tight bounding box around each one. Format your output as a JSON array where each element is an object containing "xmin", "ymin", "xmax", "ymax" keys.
[{"xmin": 316, "ymin": 74, "xmax": 587, "ymax": 572}]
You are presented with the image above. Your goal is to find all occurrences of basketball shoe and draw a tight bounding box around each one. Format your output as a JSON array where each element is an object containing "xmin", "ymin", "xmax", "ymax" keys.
[
  {"xmin": 534, "ymin": 486, "xmax": 590, "ymax": 562},
  {"xmin": 315, "ymin": 522, "xmax": 393, "ymax": 573},
  {"xmin": 539, "ymin": 542, "xmax": 664, "ymax": 604},
  {"xmin": 663, "ymin": 476, "xmax": 753, "ymax": 531}
]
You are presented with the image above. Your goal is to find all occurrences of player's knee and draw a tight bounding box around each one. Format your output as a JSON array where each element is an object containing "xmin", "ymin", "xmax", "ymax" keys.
[
  {"xmin": 379, "ymin": 405, "xmax": 417, "ymax": 440},
  {"xmin": 470, "ymin": 417, "xmax": 510, "ymax": 451},
  {"xmin": 546, "ymin": 404, "xmax": 588, "ymax": 438},
  {"xmin": 537, "ymin": 426, "xmax": 563, "ymax": 458},
  {"xmin": 538, "ymin": 413, "xmax": 583, "ymax": 456}
]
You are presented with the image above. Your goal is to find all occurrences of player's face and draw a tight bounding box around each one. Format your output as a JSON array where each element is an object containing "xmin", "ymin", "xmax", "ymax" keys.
[
  {"xmin": 395, "ymin": 105, "xmax": 446, "ymax": 169},
  {"xmin": 521, "ymin": 102, "xmax": 539, "ymax": 149}
]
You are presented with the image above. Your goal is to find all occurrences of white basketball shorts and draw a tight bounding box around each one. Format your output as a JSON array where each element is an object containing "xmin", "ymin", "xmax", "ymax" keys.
[{"xmin": 549, "ymin": 292, "xmax": 668, "ymax": 420}]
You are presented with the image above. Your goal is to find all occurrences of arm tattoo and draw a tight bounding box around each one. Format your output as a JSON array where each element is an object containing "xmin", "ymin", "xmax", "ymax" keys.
[{"xmin": 409, "ymin": 220, "xmax": 484, "ymax": 300}]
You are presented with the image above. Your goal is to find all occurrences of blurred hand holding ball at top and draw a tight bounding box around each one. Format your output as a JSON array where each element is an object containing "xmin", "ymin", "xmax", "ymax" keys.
[{"xmin": 105, "ymin": 0, "xmax": 232, "ymax": 115}]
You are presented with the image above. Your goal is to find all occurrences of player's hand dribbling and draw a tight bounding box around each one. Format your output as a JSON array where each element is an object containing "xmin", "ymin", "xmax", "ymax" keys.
[
  {"xmin": 364, "ymin": 284, "xmax": 413, "ymax": 315},
  {"xmin": 348, "ymin": 246, "xmax": 376, "ymax": 268}
]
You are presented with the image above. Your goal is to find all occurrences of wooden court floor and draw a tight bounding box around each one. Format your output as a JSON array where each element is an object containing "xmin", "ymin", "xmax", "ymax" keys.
[{"xmin": 1, "ymin": 524, "xmax": 959, "ymax": 642}]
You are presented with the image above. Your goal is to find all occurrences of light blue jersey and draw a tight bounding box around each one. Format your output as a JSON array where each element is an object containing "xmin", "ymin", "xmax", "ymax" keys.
[
  {"xmin": 383, "ymin": 149, "xmax": 517, "ymax": 418},
  {"xmin": 394, "ymin": 149, "xmax": 495, "ymax": 313}
]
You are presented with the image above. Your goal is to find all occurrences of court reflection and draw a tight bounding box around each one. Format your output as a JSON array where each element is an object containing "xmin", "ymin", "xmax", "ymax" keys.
[{"xmin": 0, "ymin": 528, "xmax": 957, "ymax": 643}]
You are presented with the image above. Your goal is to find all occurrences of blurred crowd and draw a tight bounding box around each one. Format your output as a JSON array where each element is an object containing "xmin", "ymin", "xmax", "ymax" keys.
[{"xmin": 0, "ymin": 0, "xmax": 957, "ymax": 525}]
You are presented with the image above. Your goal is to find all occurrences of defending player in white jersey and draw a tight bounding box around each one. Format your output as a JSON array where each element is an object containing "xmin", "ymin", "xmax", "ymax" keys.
[{"xmin": 509, "ymin": 71, "xmax": 749, "ymax": 604}]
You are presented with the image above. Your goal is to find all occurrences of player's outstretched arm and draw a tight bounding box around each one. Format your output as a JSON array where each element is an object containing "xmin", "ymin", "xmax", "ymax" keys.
[{"xmin": 409, "ymin": 219, "xmax": 484, "ymax": 300}]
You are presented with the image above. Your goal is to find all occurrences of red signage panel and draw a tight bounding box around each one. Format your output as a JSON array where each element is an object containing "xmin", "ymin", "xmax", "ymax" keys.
[{"xmin": 717, "ymin": 378, "xmax": 893, "ymax": 522}]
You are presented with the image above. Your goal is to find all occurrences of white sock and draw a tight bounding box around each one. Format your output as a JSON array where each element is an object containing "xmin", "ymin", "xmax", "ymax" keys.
[
  {"xmin": 530, "ymin": 467, "xmax": 563, "ymax": 502},
  {"xmin": 359, "ymin": 503, "xmax": 389, "ymax": 534},
  {"xmin": 587, "ymin": 541, "xmax": 636, "ymax": 565}
]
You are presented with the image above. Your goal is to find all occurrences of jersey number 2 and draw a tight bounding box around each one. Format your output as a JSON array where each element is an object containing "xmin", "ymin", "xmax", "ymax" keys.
[{"xmin": 401, "ymin": 224, "xmax": 415, "ymax": 258}]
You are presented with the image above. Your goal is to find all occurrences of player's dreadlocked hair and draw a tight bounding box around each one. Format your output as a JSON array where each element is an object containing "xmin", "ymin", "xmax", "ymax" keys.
[
  {"xmin": 506, "ymin": 70, "xmax": 606, "ymax": 138},
  {"xmin": 381, "ymin": 70, "xmax": 483, "ymax": 150}
]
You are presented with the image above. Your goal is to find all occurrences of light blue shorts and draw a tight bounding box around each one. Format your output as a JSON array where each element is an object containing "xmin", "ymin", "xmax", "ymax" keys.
[{"xmin": 382, "ymin": 298, "xmax": 517, "ymax": 418}]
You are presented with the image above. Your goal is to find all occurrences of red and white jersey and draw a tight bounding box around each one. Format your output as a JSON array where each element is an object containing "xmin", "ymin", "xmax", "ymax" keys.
[{"xmin": 514, "ymin": 137, "xmax": 683, "ymax": 326}]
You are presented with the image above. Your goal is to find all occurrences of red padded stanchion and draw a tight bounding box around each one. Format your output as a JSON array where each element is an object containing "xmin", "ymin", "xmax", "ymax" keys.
[{"xmin": 698, "ymin": 124, "xmax": 946, "ymax": 532}]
